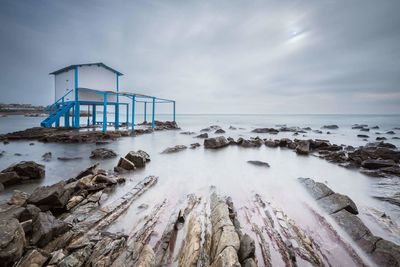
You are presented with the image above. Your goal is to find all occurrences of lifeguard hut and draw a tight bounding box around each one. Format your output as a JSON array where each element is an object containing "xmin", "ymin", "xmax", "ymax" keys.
[{"xmin": 41, "ymin": 63, "xmax": 176, "ymax": 132}]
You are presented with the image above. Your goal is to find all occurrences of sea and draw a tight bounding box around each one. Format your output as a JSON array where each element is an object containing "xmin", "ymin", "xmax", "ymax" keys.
[{"xmin": 0, "ymin": 114, "xmax": 399, "ymax": 250}]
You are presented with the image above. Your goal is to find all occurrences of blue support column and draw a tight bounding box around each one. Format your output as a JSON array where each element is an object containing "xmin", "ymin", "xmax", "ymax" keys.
[
  {"xmin": 115, "ymin": 103, "xmax": 119, "ymax": 130},
  {"xmin": 92, "ymin": 105, "xmax": 96, "ymax": 125},
  {"xmin": 74, "ymin": 66, "xmax": 80, "ymax": 128},
  {"xmin": 86, "ymin": 105, "xmax": 90, "ymax": 127},
  {"xmin": 144, "ymin": 102, "xmax": 147, "ymax": 122},
  {"xmin": 103, "ymin": 93, "xmax": 108, "ymax": 133},
  {"xmin": 126, "ymin": 104, "xmax": 129, "ymax": 127},
  {"xmin": 173, "ymin": 101, "xmax": 176, "ymax": 122},
  {"xmin": 151, "ymin": 97, "xmax": 155, "ymax": 129},
  {"xmin": 64, "ymin": 107, "xmax": 70, "ymax": 128},
  {"xmin": 131, "ymin": 96, "xmax": 136, "ymax": 133},
  {"xmin": 55, "ymin": 104, "xmax": 60, "ymax": 127},
  {"xmin": 71, "ymin": 105, "xmax": 75, "ymax": 128},
  {"xmin": 115, "ymin": 74, "xmax": 119, "ymax": 130}
]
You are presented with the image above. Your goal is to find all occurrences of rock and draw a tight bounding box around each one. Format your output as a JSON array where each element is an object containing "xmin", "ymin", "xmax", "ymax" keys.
[
  {"xmin": 116, "ymin": 157, "xmax": 136, "ymax": 170},
  {"xmin": 136, "ymin": 245, "xmax": 156, "ymax": 267},
  {"xmin": 179, "ymin": 214, "xmax": 201, "ymax": 266},
  {"xmin": 371, "ymin": 239, "xmax": 400, "ymax": 267},
  {"xmin": 137, "ymin": 150, "xmax": 151, "ymax": 162},
  {"xmin": 161, "ymin": 145, "xmax": 187, "ymax": 154},
  {"xmin": 190, "ymin": 143, "xmax": 201, "ymax": 149},
  {"xmin": 204, "ymin": 136, "xmax": 229, "ymax": 149},
  {"xmin": 58, "ymin": 245, "xmax": 92, "ymax": 267},
  {"xmin": 0, "ymin": 218, "xmax": 26, "ymax": 266},
  {"xmin": 49, "ymin": 249, "xmax": 66, "ymax": 265},
  {"xmin": 247, "ymin": 161, "xmax": 270, "ymax": 167},
  {"xmin": 0, "ymin": 171, "xmax": 20, "ymax": 186},
  {"xmin": 125, "ymin": 151, "xmax": 147, "ymax": 168},
  {"xmin": 298, "ymin": 178, "xmax": 334, "ymax": 200},
  {"xmin": 200, "ymin": 127, "xmax": 211, "ymax": 132},
  {"xmin": 360, "ymin": 128, "xmax": 370, "ymax": 132},
  {"xmin": 1, "ymin": 161, "xmax": 45, "ymax": 184},
  {"xmin": 31, "ymin": 211, "xmax": 71, "ymax": 247},
  {"xmin": 229, "ymin": 126, "xmax": 237, "ymax": 130},
  {"xmin": 90, "ymin": 148, "xmax": 117, "ymax": 159},
  {"xmin": 242, "ymin": 258, "xmax": 257, "ymax": 267},
  {"xmin": 20, "ymin": 204, "xmax": 41, "ymax": 222},
  {"xmin": 180, "ymin": 131, "xmax": 196, "ymax": 135},
  {"xmin": 27, "ymin": 181, "xmax": 71, "ymax": 211},
  {"xmin": 251, "ymin": 128, "xmax": 279, "ymax": 134},
  {"xmin": 357, "ymin": 134, "xmax": 369, "ymax": 138},
  {"xmin": 116, "ymin": 177, "xmax": 126, "ymax": 184},
  {"xmin": 376, "ymin": 137, "xmax": 387, "ymax": 141},
  {"xmin": 313, "ymin": 130, "xmax": 323, "ymax": 134},
  {"xmin": 361, "ymin": 159, "xmax": 396, "ymax": 169},
  {"xmin": 66, "ymin": 195, "xmax": 84, "ymax": 210},
  {"xmin": 373, "ymin": 193, "xmax": 400, "ymax": 207},
  {"xmin": 0, "ymin": 183, "xmax": 4, "ymax": 192},
  {"xmin": 210, "ymin": 246, "xmax": 241, "ymax": 267},
  {"xmin": 317, "ymin": 193, "xmax": 359, "ymax": 214},
  {"xmin": 20, "ymin": 220, "xmax": 33, "ymax": 234},
  {"xmin": 93, "ymin": 174, "xmax": 117, "ymax": 185},
  {"xmin": 215, "ymin": 129, "xmax": 226, "ymax": 134},
  {"xmin": 331, "ymin": 209, "xmax": 372, "ymax": 241},
  {"xmin": 75, "ymin": 164, "xmax": 99, "ymax": 180},
  {"xmin": 295, "ymin": 140, "xmax": 310, "ymax": 155},
  {"xmin": 42, "ymin": 152, "xmax": 52, "ymax": 162},
  {"xmin": 265, "ymin": 139, "xmax": 278, "ymax": 148},
  {"xmin": 15, "ymin": 249, "xmax": 49, "ymax": 267},
  {"xmin": 371, "ymin": 126, "xmax": 380, "ymax": 129},
  {"xmin": 366, "ymin": 141, "xmax": 397, "ymax": 149},
  {"xmin": 321, "ymin": 125, "xmax": 339, "ymax": 129},
  {"xmin": 238, "ymin": 234, "xmax": 255, "ymax": 262},
  {"xmin": 352, "ymin": 124, "xmax": 368, "ymax": 129},
  {"xmin": 8, "ymin": 190, "xmax": 29, "ymax": 206},
  {"xmin": 386, "ymin": 131, "xmax": 396, "ymax": 135},
  {"xmin": 195, "ymin": 133, "xmax": 209, "ymax": 138},
  {"xmin": 57, "ymin": 156, "xmax": 83, "ymax": 161}
]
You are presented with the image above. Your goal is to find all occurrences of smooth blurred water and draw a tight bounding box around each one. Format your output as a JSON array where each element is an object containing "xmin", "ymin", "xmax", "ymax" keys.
[{"xmin": 0, "ymin": 114, "xmax": 399, "ymax": 246}]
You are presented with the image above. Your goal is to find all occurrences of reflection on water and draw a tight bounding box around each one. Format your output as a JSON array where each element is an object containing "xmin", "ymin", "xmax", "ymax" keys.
[{"xmin": 0, "ymin": 114, "xmax": 399, "ymax": 246}]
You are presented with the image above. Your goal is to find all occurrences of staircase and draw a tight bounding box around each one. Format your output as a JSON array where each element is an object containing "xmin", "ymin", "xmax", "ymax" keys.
[{"xmin": 41, "ymin": 102, "xmax": 74, "ymax": 128}]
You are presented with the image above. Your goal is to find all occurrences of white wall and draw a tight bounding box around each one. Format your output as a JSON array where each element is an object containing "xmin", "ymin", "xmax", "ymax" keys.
[
  {"xmin": 54, "ymin": 64, "xmax": 119, "ymax": 103},
  {"xmin": 55, "ymin": 69, "xmax": 74, "ymax": 102}
]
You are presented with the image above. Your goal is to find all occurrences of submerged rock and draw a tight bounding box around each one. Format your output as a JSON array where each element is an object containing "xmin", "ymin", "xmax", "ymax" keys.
[
  {"xmin": 251, "ymin": 128, "xmax": 279, "ymax": 134},
  {"xmin": 247, "ymin": 161, "xmax": 270, "ymax": 167},
  {"xmin": 361, "ymin": 159, "xmax": 396, "ymax": 169},
  {"xmin": 195, "ymin": 133, "xmax": 209, "ymax": 138},
  {"xmin": 357, "ymin": 134, "xmax": 369, "ymax": 138},
  {"xmin": 321, "ymin": 125, "xmax": 339, "ymax": 129},
  {"xmin": 180, "ymin": 131, "xmax": 196, "ymax": 135},
  {"xmin": 42, "ymin": 152, "xmax": 52, "ymax": 162},
  {"xmin": 204, "ymin": 136, "xmax": 229, "ymax": 149},
  {"xmin": 90, "ymin": 148, "xmax": 117, "ymax": 159},
  {"xmin": 161, "ymin": 145, "xmax": 187, "ymax": 154},
  {"xmin": 215, "ymin": 129, "xmax": 226, "ymax": 134},
  {"xmin": 190, "ymin": 143, "xmax": 201, "ymax": 149}
]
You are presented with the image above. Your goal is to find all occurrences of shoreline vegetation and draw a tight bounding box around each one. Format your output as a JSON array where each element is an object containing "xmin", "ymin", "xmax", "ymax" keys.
[{"xmin": 0, "ymin": 122, "xmax": 399, "ymax": 266}]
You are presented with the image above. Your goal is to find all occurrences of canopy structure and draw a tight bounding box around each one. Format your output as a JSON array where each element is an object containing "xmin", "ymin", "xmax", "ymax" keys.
[
  {"xmin": 41, "ymin": 86, "xmax": 176, "ymax": 133},
  {"xmin": 77, "ymin": 87, "xmax": 176, "ymax": 132}
]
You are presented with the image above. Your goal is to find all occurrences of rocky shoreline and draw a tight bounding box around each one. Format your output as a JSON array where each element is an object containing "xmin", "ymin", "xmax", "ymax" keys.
[{"xmin": 0, "ymin": 123, "xmax": 400, "ymax": 266}]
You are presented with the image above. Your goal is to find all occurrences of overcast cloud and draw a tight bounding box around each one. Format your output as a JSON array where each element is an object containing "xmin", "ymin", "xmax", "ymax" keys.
[{"xmin": 0, "ymin": 0, "xmax": 399, "ymax": 113}]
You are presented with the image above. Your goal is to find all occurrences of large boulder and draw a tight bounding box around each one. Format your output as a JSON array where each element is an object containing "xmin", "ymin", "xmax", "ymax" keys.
[
  {"xmin": 2, "ymin": 161, "xmax": 45, "ymax": 180},
  {"xmin": 296, "ymin": 140, "xmax": 310, "ymax": 155},
  {"xmin": 125, "ymin": 151, "xmax": 148, "ymax": 167},
  {"xmin": 0, "ymin": 161, "xmax": 45, "ymax": 186},
  {"xmin": 331, "ymin": 209, "xmax": 372, "ymax": 241},
  {"xmin": 90, "ymin": 148, "xmax": 117, "ymax": 159},
  {"xmin": 371, "ymin": 239, "xmax": 400, "ymax": 267},
  {"xmin": 27, "ymin": 181, "xmax": 71, "ymax": 211},
  {"xmin": 0, "ymin": 218, "xmax": 26, "ymax": 266},
  {"xmin": 31, "ymin": 212, "xmax": 71, "ymax": 247},
  {"xmin": 204, "ymin": 136, "xmax": 229, "ymax": 149},
  {"xmin": 361, "ymin": 159, "xmax": 397, "ymax": 169}
]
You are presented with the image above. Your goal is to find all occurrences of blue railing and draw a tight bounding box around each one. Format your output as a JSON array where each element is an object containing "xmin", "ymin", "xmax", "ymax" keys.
[{"xmin": 47, "ymin": 89, "xmax": 73, "ymax": 114}]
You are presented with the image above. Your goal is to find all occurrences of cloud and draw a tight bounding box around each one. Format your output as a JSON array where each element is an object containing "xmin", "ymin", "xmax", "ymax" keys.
[{"xmin": 0, "ymin": 0, "xmax": 399, "ymax": 114}]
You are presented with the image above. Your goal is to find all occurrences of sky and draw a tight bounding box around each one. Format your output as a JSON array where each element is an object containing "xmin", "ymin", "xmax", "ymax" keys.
[{"xmin": 0, "ymin": 0, "xmax": 399, "ymax": 114}]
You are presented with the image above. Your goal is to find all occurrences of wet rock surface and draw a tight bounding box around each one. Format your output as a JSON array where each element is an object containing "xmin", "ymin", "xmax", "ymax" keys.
[
  {"xmin": 90, "ymin": 148, "xmax": 117, "ymax": 159},
  {"xmin": 161, "ymin": 145, "xmax": 187, "ymax": 154},
  {"xmin": 204, "ymin": 136, "xmax": 229, "ymax": 149},
  {"xmin": 300, "ymin": 178, "xmax": 400, "ymax": 267},
  {"xmin": 1, "ymin": 161, "xmax": 45, "ymax": 187},
  {"xmin": 247, "ymin": 160, "xmax": 270, "ymax": 167}
]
